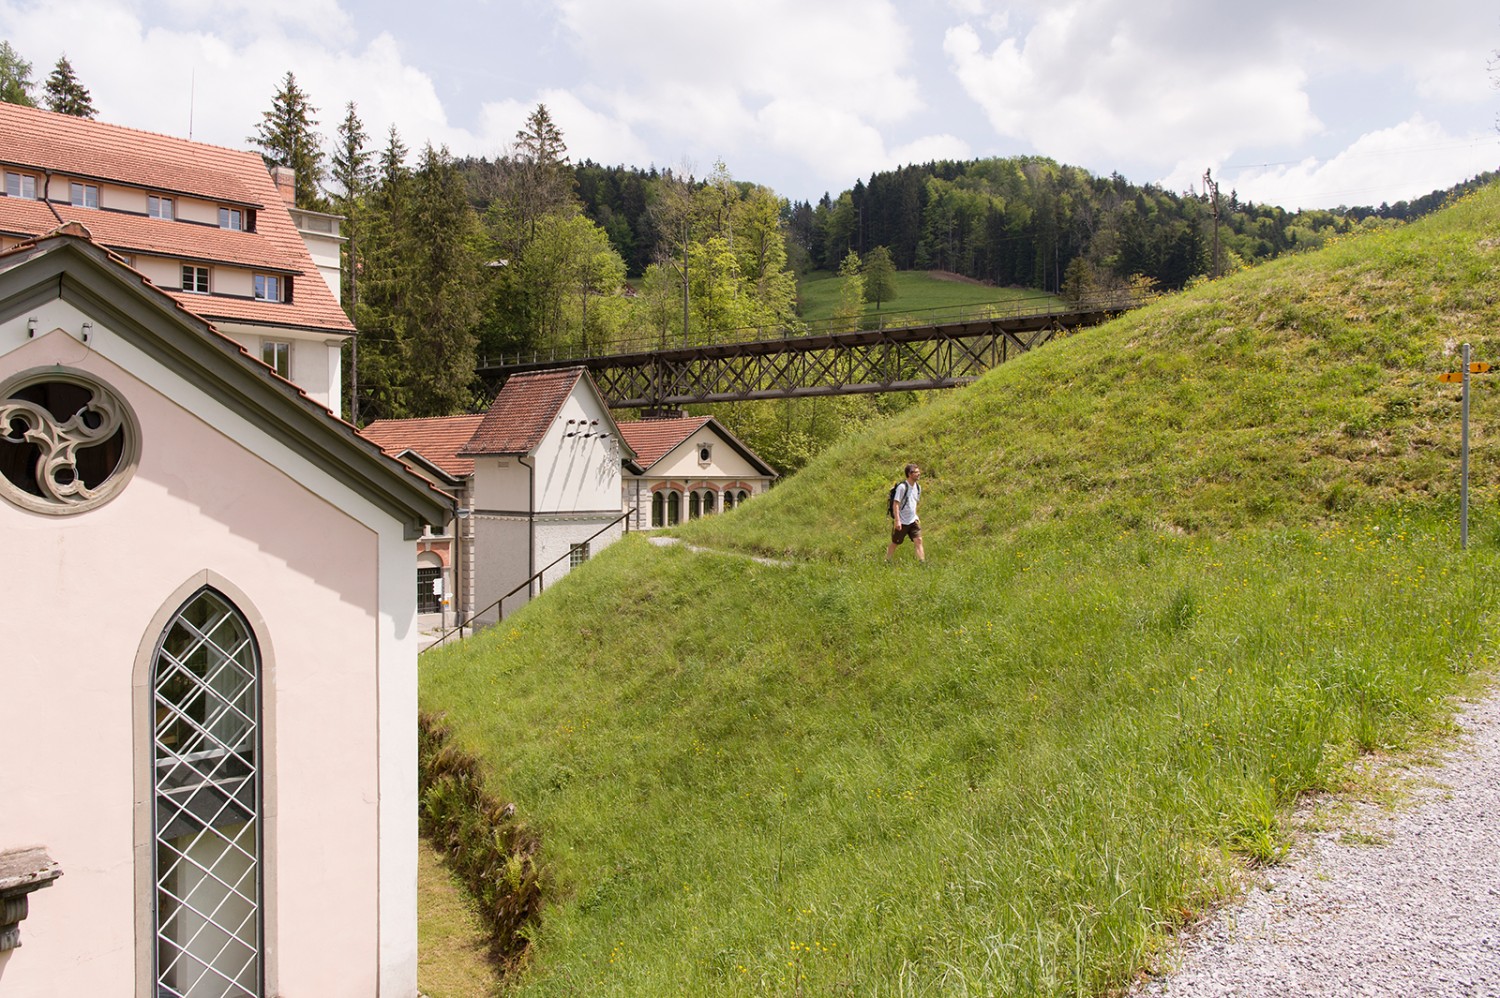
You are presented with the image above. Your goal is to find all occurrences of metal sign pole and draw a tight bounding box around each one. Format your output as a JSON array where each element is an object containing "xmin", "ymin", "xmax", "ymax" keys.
[{"xmin": 1462, "ymin": 342, "xmax": 1471, "ymax": 550}]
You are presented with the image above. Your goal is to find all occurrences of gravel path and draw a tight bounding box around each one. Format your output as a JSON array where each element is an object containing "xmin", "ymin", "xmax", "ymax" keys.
[{"xmin": 1135, "ymin": 690, "xmax": 1500, "ymax": 998}]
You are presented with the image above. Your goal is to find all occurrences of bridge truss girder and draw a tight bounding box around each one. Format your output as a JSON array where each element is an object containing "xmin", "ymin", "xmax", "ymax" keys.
[{"xmin": 482, "ymin": 308, "xmax": 1121, "ymax": 409}]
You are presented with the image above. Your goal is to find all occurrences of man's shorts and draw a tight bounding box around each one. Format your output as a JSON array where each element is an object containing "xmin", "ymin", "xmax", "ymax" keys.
[{"xmin": 891, "ymin": 521, "xmax": 921, "ymax": 544}]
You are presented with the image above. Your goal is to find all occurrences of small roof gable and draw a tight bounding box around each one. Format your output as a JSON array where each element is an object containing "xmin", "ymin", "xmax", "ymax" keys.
[
  {"xmin": 0, "ymin": 229, "xmax": 448, "ymax": 537},
  {"xmin": 362, "ymin": 414, "xmax": 485, "ymax": 480},
  {"xmin": 617, "ymin": 416, "xmax": 714, "ymax": 468},
  {"xmin": 460, "ymin": 368, "xmax": 587, "ymax": 456},
  {"xmin": 618, "ymin": 415, "xmax": 777, "ymax": 477}
]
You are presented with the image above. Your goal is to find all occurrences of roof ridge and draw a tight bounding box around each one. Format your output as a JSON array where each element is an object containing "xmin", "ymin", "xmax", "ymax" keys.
[{"xmin": 0, "ymin": 102, "xmax": 263, "ymax": 162}]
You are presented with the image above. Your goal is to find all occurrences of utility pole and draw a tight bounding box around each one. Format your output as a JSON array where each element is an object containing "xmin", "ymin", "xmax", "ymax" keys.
[{"xmin": 1203, "ymin": 168, "xmax": 1221, "ymax": 279}]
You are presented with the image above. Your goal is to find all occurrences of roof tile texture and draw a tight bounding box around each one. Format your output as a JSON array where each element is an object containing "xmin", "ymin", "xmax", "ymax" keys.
[
  {"xmin": 361, "ymin": 414, "xmax": 485, "ymax": 479},
  {"xmin": 617, "ymin": 417, "xmax": 714, "ymax": 470},
  {"xmin": 459, "ymin": 369, "xmax": 586, "ymax": 456},
  {"xmin": 0, "ymin": 102, "xmax": 352, "ymax": 335}
]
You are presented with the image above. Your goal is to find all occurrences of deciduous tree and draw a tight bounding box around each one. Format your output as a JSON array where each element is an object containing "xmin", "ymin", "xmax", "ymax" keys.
[{"xmin": 863, "ymin": 245, "xmax": 897, "ymax": 311}]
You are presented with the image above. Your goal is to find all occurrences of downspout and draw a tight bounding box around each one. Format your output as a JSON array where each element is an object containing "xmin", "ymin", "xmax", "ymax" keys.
[
  {"xmin": 520, "ymin": 455, "xmax": 536, "ymax": 598},
  {"xmin": 42, "ymin": 171, "xmax": 65, "ymax": 226}
]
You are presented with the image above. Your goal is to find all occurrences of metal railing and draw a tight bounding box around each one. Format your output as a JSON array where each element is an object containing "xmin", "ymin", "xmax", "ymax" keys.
[
  {"xmin": 422, "ymin": 508, "xmax": 637, "ymax": 650},
  {"xmin": 480, "ymin": 288, "xmax": 1153, "ymax": 370}
]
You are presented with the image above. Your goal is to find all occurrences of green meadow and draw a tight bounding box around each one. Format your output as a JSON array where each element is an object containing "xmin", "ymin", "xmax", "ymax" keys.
[
  {"xmin": 420, "ymin": 186, "xmax": 1500, "ymax": 995},
  {"xmin": 796, "ymin": 268, "xmax": 1067, "ymax": 325}
]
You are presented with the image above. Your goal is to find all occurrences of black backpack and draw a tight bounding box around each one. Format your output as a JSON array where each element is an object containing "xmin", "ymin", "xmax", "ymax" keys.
[{"xmin": 886, "ymin": 481, "xmax": 903, "ymax": 516}]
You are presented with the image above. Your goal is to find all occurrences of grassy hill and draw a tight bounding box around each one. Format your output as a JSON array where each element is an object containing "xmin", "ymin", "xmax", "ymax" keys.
[{"xmin": 421, "ymin": 186, "xmax": 1500, "ymax": 996}]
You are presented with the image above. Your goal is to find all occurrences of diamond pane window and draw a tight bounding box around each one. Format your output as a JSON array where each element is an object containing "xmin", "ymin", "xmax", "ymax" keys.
[{"xmin": 152, "ymin": 588, "xmax": 261, "ymax": 998}]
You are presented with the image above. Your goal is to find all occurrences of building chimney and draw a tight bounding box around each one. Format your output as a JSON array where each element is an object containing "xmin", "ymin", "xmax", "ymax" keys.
[{"xmin": 270, "ymin": 165, "xmax": 296, "ymax": 205}]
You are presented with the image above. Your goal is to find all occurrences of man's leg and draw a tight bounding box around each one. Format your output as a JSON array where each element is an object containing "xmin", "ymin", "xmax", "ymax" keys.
[{"xmin": 914, "ymin": 534, "xmax": 926, "ymax": 563}]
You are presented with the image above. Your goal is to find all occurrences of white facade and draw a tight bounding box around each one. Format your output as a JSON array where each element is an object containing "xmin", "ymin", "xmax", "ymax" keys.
[
  {"xmin": 467, "ymin": 371, "xmax": 629, "ymax": 625},
  {"xmin": 0, "ymin": 236, "xmax": 442, "ymax": 997},
  {"xmin": 620, "ymin": 418, "xmax": 776, "ymax": 531}
]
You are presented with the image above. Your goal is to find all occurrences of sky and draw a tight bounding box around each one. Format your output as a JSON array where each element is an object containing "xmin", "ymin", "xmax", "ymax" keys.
[{"xmin": 2, "ymin": 0, "xmax": 1498, "ymax": 211}]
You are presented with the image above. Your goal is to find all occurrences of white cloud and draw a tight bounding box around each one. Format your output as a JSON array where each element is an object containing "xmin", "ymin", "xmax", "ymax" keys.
[
  {"xmin": 943, "ymin": 12, "xmax": 1321, "ymax": 169},
  {"xmin": 1177, "ymin": 117, "xmax": 1500, "ymax": 210}
]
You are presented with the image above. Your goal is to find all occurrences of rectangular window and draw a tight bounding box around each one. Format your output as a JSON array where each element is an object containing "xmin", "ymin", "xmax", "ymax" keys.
[
  {"xmin": 219, "ymin": 207, "xmax": 243, "ymax": 230},
  {"xmin": 569, "ymin": 542, "xmax": 590, "ymax": 569},
  {"xmin": 417, "ymin": 567, "xmax": 443, "ymax": 614},
  {"xmin": 261, "ymin": 340, "xmax": 291, "ymax": 379},
  {"xmin": 69, "ymin": 182, "xmax": 99, "ymax": 208},
  {"xmin": 253, "ymin": 274, "xmax": 282, "ymax": 302},
  {"xmin": 4, "ymin": 172, "xmax": 36, "ymax": 199},
  {"xmin": 181, "ymin": 265, "xmax": 209, "ymax": 294},
  {"xmin": 148, "ymin": 195, "xmax": 174, "ymax": 220}
]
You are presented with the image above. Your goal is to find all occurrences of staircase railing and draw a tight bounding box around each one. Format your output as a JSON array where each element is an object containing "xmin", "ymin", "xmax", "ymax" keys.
[{"xmin": 423, "ymin": 508, "xmax": 636, "ymax": 650}]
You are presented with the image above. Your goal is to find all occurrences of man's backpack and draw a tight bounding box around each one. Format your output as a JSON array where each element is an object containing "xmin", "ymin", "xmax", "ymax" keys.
[{"xmin": 886, "ymin": 481, "xmax": 903, "ymax": 516}]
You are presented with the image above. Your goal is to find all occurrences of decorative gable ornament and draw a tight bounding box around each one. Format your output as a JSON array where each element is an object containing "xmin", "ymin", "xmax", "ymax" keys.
[{"xmin": 0, "ymin": 368, "xmax": 139, "ymax": 515}]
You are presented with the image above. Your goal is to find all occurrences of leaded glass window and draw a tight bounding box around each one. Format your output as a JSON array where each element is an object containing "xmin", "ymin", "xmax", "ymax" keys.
[{"xmin": 152, "ymin": 588, "xmax": 261, "ymax": 998}]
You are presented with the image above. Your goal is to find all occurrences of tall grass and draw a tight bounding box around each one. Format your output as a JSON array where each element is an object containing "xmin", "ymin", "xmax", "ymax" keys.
[{"xmin": 421, "ymin": 184, "xmax": 1500, "ymax": 994}]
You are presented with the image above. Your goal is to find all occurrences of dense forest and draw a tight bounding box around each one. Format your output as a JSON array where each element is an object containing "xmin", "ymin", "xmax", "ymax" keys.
[{"xmin": 3, "ymin": 43, "xmax": 1490, "ymax": 469}]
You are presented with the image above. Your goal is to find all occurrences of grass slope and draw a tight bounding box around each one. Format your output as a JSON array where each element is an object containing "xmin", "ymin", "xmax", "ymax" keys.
[{"xmin": 422, "ymin": 186, "xmax": 1500, "ymax": 996}]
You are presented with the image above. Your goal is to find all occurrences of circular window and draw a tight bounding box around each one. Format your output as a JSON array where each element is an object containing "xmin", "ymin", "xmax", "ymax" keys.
[{"xmin": 0, "ymin": 369, "xmax": 139, "ymax": 515}]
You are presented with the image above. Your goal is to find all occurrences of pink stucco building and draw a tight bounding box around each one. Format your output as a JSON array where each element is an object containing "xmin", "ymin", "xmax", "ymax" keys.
[{"xmin": 0, "ymin": 229, "xmax": 448, "ymax": 996}]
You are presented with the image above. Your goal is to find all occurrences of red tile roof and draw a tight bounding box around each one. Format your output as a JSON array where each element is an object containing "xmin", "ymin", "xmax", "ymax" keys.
[
  {"xmin": 361, "ymin": 414, "xmax": 485, "ymax": 479},
  {"xmin": 0, "ymin": 102, "xmax": 353, "ymax": 336},
  {"xmin": 459, "ymin": 368, "xmax": 586, "ymax": 456},
  {"xmin": 617, "ymin": 416, "xmax": 714, "ymax": 469}
]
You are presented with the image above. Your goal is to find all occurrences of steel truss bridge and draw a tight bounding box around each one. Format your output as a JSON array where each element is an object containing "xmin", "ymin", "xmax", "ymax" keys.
[{"xmin": 477, "ymin": 291, "xmax": 1147, "ymax": 410}]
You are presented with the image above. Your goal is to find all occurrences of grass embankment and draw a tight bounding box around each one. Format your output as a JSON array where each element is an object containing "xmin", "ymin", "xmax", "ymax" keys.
[
  {"xmin": 421, "ymin": 186, "xmax": 1500, "ymax": 995},
  {"xmin": 797, "ymin": 268, "xmax": 1064, "ymax": 324}
]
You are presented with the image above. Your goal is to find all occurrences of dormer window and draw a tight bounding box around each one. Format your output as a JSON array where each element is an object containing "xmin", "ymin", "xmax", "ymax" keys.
[
  {"xmin": 69, "ymin": 183, "xmax": 98, "ymax": 209},
  {"xmin": 219, "ymin": 207, "xmax": 243, "ymax": 231},
  {"xmin": 181, "ymin": 265, "xmax": 210, "ymax": 294},
  {"xmin": 4, "ymin": 172, "xmax": 36, "ymax": 199},
  {"xmin": 147, "ymin": 195, "xmax": 174, "ymax": 220},
  {"xmin": 253, "ymin": 274, "xmax": 282, "ymax": 302}
]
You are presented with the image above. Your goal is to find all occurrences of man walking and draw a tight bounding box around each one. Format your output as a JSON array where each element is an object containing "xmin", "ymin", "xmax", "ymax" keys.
[{"xmin": 886, "ymin": 463, "xmax": 925, "ymax": 564}]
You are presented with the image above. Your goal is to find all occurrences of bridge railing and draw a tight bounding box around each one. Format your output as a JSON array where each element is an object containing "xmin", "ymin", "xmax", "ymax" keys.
[{"xmin": 482, "ymin": 287, "xmax": 1153, "ymax": 370}]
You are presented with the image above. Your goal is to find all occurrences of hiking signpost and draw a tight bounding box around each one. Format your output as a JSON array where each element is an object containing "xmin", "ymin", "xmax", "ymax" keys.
[{"xmin": 1439, "ymin": 343, "xmax": 1490, "ymax": 549}]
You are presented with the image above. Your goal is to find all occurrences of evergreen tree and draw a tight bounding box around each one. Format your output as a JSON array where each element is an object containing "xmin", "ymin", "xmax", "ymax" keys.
[
  {"xmin": 401, "ymin": 144, "xmax": 483, "ymax": 416},
  {"xmin": 353, "ymin": 127, "xmax": 414, "ymax": 421},
  {"xmin": 42, "ymin": 55, "xmax": 95, "ymax": 117},
  {"xmin": 329, "ymin": 102, "xmax": 373, "ymax": 310},
  {"xmin": 0, "ymin": 41, "xmax": 36, "ymax": 107},
  {"xmin": 330, "ymin": 102, "xmax": 372, "ymax": 421},
  {"xmin": 251, "ymin": 72, "xmax": 325, "ymax": 209}
]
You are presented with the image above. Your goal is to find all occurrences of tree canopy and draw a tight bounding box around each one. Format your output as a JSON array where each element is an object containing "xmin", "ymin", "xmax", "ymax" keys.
[
  {"xmin": 43, "ymin": 55, "xmax": 95, "ymax": 117},
  {"xmin": 0, "ymin": 40, "xmax": 36, "ymax": 107},
  {"xmin": 251, "ymin": 72, "xmax": 326, "ymax": 209}
]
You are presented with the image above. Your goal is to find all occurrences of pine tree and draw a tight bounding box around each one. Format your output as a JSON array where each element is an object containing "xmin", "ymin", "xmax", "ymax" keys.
[
  {"xmin": 0, "ymin": 41, "xmax": 36, "ymax": 107},
  {"xmin": 353, "ymin": 126, "xmax": 413, "ymax": 422},
  {"xmin": 401, "ymin": 145, "xmax": 483, "ymax": 417},
  {"xmin": 329, "ymin": 103, "xmax": 373, "ymax": 309},
  {"xmin": 250, "ymin": 72, "xmax": 325, "ymax": 209},
  {"xmin": 43, "ymin": 55, "xmax": 95, "ymax": 117},
  {"xmin": 330, "ymin": 102, "xmax": 372, "ymax": 421}
]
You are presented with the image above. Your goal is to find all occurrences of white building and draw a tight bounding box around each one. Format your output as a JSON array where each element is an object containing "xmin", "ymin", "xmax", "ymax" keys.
[
  {"xmin": 0, "ymin": 102, "xmax": 353, "ymax": 416},
  {"xmin": 458, "ymin": 368, "xmax": 636, "ymax": 624},
  {"xmin": 618, "ymin": 415, "xmax": 777, "ymax": 530},
  {"xmin": 0, "ymin": 228, "xmax": 447, "ymax": 997}
]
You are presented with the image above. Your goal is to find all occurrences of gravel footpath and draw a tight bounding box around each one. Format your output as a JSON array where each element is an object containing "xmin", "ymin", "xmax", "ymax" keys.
[{"xmin": 1134, "ymin": 690, "xmax": 1500, "ymax": 998}]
